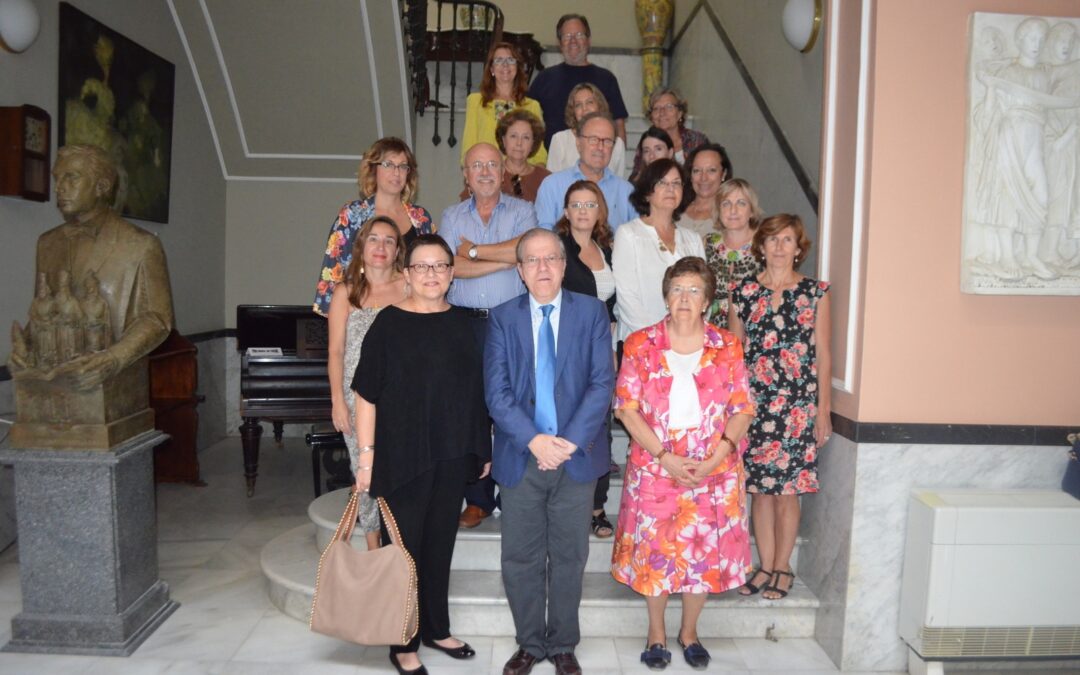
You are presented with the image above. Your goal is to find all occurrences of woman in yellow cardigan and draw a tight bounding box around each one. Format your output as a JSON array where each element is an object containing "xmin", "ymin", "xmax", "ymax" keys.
[{"xmin": 460, "ymin": 41, "xmax": 547, "ymax": 167}]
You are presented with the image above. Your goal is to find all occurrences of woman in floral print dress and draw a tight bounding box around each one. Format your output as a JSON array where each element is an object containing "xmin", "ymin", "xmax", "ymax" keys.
[
  {"xmin": 729, "ymin": 213, "xmax": 832, "ymax": 601},
  {"xmin": 703, "ymin": 178, "xmax": 764, "ymax": 327},
  {"xmin": 612, "ymin": 257, "xmax": 755, "ymax": 670}
]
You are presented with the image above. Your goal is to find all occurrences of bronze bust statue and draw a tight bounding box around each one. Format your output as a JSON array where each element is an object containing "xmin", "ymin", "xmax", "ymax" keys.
[{"xmin": 8, "ymin": 144, "xmax": 174, "ymax": 448}]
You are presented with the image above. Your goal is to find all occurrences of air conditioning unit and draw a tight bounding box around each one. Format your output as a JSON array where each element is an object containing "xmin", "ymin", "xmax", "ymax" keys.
[{"xmin": 899, "ymin": 489, "xmax": 1080, "ymax": 675}]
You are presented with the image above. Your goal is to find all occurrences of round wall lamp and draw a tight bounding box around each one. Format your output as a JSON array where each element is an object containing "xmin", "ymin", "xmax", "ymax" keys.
[
  {"xmin": 0, "ymin": 0, "xmax": 41, "ymax": 53},
  {"xmin": 782, "ymin": 0, "xmax": 823, "ymax": 53}
]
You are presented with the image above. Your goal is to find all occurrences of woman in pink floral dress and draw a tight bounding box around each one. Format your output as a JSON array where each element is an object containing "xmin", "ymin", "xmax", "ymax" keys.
[
  {"xmin": 611, "ymin": 257, "xmax": 755, "ymax": 670},
  {"xmin": 729, "ymin": 213, "xmax": 832, "ymax": 602}
]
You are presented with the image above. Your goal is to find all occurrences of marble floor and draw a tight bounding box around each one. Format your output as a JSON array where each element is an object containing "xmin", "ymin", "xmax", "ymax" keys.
[{"xmin": 0, "ymin": 436, "xmax": 1061, "ymax": 674}]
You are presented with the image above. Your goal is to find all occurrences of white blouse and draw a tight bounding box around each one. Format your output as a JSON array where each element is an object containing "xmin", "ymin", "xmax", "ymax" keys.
[
  {"xmin": 591, "ymin": 243, "xmax": 616, "ymax": 303},
  {"xmin": 612, "ymin": 217, "xmax": 707, "ymax": 341},
  {"xmin": 546, "ymin": 129, "xmax": 627, "ymax": 178},
  {"xmin": 665, "ymin": 348, "xmax": 703, "ymax": 429}
]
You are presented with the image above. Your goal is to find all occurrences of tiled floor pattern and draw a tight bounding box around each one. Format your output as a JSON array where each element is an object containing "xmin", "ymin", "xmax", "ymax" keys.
[{"xmin": 0, "ymin": 437, "xmax": 1062, "ymax": 673}]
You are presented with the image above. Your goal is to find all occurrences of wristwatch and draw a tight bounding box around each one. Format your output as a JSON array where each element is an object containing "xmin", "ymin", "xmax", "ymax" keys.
[{"xmin": 468, "ymin": 245, "xmax": 479, "ymax": 260}]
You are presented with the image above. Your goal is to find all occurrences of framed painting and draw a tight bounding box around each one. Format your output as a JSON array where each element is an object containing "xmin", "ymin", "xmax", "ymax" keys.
[{"xmin": 58, "ymin": 2, "xmax": 175, "ymax": 223}]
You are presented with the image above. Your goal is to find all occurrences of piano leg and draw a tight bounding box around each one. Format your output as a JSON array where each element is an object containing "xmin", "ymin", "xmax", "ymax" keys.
[
  {"xmin": 273, "ymin": 420, "xmax": 285, "ymax": 444},
  {"xmin": 240, "ymin": 417, "xmax": 262, "ymax": 497}
]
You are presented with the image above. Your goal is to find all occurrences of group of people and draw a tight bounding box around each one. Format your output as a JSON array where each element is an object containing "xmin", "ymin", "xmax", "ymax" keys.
[{"xmin": 309, "ymin": 13, "xmax": 832, "ymax": 675}]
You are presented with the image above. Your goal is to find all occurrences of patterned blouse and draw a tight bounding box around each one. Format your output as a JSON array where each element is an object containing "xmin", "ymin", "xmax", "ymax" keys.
[
  {"xmin": 614, "ymin": 318, "xmax": 755, "ymax": 476},
  {"xmin": 312, "ymin": 196, "xmax": 434, "ymax": 316}
]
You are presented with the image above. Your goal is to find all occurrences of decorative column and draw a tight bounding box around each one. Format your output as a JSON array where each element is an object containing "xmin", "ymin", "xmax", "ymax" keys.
[{"xmin": 635, "ymin": 0, "xmax": 674, "ymax": 112}]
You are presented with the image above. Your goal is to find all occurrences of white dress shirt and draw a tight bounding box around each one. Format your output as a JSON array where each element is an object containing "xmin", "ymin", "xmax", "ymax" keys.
[{"xmin": 528, "ymin": 290, "xmax": 563, "ymax": 362}]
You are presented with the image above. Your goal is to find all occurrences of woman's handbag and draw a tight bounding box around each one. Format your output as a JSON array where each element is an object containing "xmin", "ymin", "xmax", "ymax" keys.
[{"xmin": 309, "ymin": 491, "xmax": 418, "ymax": 645}]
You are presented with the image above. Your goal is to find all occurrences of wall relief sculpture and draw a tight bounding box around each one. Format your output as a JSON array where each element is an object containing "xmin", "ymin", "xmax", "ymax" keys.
[{"xmin": 962, "ymin": 12, "xmax": 1080, "ymax": 295}]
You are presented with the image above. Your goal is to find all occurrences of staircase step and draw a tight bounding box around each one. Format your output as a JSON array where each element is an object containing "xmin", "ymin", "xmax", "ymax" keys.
[
  {"xmin": 261, "ymin": 524, "xmax": 818, "ymax": 638},
  {"xmin": 309, "ymin": 485, "xmax": 801, "ymax": 572}
]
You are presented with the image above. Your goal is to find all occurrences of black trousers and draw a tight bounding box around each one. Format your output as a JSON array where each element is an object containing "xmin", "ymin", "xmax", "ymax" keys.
[
  {"xmin": 463, "ymin": 309, "xmax": 498, "ymax": 512},
  {"xmin": 382, "ymin": 456, "xmax": 471, "ymax": 654}
]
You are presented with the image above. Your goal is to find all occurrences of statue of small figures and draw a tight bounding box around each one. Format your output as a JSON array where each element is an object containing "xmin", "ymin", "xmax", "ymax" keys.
[
  {"xmin": 54, "ymin": 271, "xmax": 85, "ymax": 363},
  {"xmin": 29, "ymin": 272, "xmax": 58, "ymax": 369},
  {"xmin": 80, "ymin": 272, "xmax": 113, "ymax": 352}
]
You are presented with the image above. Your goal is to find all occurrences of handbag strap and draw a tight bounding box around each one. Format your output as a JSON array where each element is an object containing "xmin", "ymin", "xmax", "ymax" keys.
[
  {"xmin": 332, "ymin": 490, "xmax": 361, "ymax": 544},
  {"xmin": 377, "ymin": 497, "xmax": 408, "ymax": 551}
]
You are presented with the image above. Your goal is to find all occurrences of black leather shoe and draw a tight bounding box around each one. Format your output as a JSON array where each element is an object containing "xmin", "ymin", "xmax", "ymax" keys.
[
  {"xmin": 551, "ymin": 651, "xmax": 583, "ymax": 675},
  {"xmin": 503, "ymin": 648, "xmax": 541, "ymax": 675},
  {"xmin": 677, "ymin": 637, "xmax": 711, "ymax": 670},
  {"xmin": 389, "ymin": 652, "xmax": 428, "ymax": 675},
  {"xmin": 421, "ymin": 638, "xmax": 476, "ymax": 659}
]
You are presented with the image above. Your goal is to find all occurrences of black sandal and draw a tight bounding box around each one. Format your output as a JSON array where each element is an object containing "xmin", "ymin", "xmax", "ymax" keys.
[
  {"xmin": 591, "ymin": 511, "xmax": 614, "ymax": 538},
  {"xmin": 738, "ymin": 567, "xmax": 773, "ymax": 596},
  {"xmin": 763, "ymin": 570, "xmax": 795, "ymax": 599}
]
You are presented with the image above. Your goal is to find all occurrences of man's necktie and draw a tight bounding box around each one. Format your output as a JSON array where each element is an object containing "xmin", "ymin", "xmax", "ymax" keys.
[{"xmin": 534, "ymin": 304, "xmax": 557, "ymax": 435}]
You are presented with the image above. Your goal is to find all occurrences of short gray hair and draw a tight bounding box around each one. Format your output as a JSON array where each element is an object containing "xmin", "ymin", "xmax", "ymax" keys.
[
  {"xmin": 515, "ymin": 228, "xmax": 566, "ymax": 263},
  {"xmin": 574, "ymin": 111, "xmax": 614, "ymax": 137}
]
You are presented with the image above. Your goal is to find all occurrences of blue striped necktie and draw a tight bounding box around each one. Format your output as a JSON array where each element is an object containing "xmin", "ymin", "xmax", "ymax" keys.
[{"xmin": 534, "ymin": 304, "xmax": 557, "ymax": 435}]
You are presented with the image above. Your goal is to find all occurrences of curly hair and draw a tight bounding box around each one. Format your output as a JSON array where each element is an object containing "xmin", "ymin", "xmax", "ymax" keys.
[
  {"xmin": 479, "ymin": 42, "xmax": 528, "ymax": 106},
  {"xmin": 629, "ymin": 158, "xmax": 692, "ymax": 219},
  {"xmin": 752, "ymin": 213, "xmax": 813, "ymax": 269},
  {"xmin": 358, "ymin": 137, "xmax": 418, "ymax": 203},
  {"xmin": 495, "ymin": 108, "xmax": 545, "ymax": 159},
  {"xmin": 662, "ymin": 256, "xmax": 716, "ymax": 310},
  {"xmin": 553, "ymin": 180, "xmax": 612, "ymax": 249},
  {"xmin": 57, "ymin": 144, "xmax": 118, "ymax": 201},
  {"xmin": 344, "ymin": 216, "xmax": 406, "ymax": 309}
]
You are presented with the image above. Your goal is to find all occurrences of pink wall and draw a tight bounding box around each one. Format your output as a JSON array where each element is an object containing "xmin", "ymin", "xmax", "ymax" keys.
[{"xmin": 850, "ymin": 0, "xmax": 1080, "ymax": 425}]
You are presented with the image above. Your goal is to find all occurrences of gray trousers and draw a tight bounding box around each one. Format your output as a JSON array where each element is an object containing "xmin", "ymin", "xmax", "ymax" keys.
[{"xmin": 499, "ymin": 457, "xmax": 596, "ymax": 659}]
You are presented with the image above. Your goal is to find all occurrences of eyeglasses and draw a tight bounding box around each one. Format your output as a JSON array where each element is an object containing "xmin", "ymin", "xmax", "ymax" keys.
[
  {"xmin": 657, "ymin": 179, "xmax": 684, "ymax": 190},
  {"xmin": 521, "ymin": 254, "xmax": 565, "ymax": 268},
  {"xmin": 652, "ymin": 103, "xmax": 679, "ymax": 114},
  {"xmin": 721, "ymin": 198, "xmax": 750, "ymax": 209},
  {"xmin": 669, "ymin": 286, "xmax": 703, "ymax": 297},
  {"xmin": 373, "ymin": 160, "xmax": 410, "ymax": 174},
  {"xmin": 467, "ymin": 160, "xmax": 501, "ymax": 172},
  {"xmin": 511, "ymin": 173, "xmax": 523, "ymax": 197},
  {"xmin": 568, "ymin": 201, "xmax": 598, "ymax": 210},
  {"xmin": 580, "ymin": 135, "xmax": 615, "ymax": 149},
  {"xmin": 560, "ymin": 31, "xmax": 587, "ymax": 42},
  {"xmin": 492, "ymin": 57, "xmax": 517, "ymax": 66},
  {"xmin": 408, "ymin": 262, "xmax": 452, "ymax": 275}
]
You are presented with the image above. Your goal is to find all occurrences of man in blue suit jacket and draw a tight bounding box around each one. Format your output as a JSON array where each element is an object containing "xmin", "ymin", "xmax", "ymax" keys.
[{"xmin": 485, "ymin": 228, "xmax": 615, "ymax": 675}]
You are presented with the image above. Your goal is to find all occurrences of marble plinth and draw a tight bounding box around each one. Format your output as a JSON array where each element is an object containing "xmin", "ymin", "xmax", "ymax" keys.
[{"xmin": 0, "ymin": 431, "xmax": 179, "ymax": 655}]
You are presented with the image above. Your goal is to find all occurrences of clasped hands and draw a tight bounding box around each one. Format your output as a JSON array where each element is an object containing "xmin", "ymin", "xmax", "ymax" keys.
[
  {"xmin": 659, "ymin": 447, "xmax": 731, "ymax": 488},
  {"xmin": 529, "ymin": 433, "xmax": 577, "ymax": 471}
]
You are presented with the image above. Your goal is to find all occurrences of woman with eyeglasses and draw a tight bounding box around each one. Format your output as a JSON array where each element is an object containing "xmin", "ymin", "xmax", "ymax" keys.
[
  {"xmin": 613, "ymin": 158, "xmax": 705, "ymax": 346},
  {"xmin": 327, "ymin": 216, "xmax": 408, "ymax": 551},
  {"xmin": 352, "ymin": 234, "xmax": 491, "ymax": 675},
  {"xmin": 554, "ymin": 180, "xmax": 618, "ymax": 538},
  {"xmin": 679, "ymin": 143, "xmax": 734, "ymax": 238},
  {"xmin": 630, "ymin": 88, "xmax": 710, "ymax": 179},
  {"xmin": 461, "ymin": 42, "xmax": 547, "ymax": 167},
  {"xmin": 729, "ymin": 214, "xmax": 831, "ymax": 603},
  {"xmin": 703, "ymin": 178, "xmax": 764, "ymax": 327},
  {"xmin": 313, "ymin": 137, "xmax": 433, "ymax": 316},
  {"xmin": 546, "ymin": 83, "xmax": 627, "ymax": 176},
  {"xmin": 611, "ymin": 257, "xmax": 754, "ymax": 671},
  {"xmin": 628, "ymin": 126, "xmax": 675, "ymax": 183}
]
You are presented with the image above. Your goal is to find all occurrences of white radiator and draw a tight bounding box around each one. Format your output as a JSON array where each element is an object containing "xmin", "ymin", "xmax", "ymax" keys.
[{"xmin": 899, "ymin": 489, "xmax": 1080, "ymax": 665}]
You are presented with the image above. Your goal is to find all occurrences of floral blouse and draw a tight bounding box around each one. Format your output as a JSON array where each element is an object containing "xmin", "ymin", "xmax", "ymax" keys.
[
  {"xmin": 312, "ymin": 196, "xmax": 434, "ymax": 316},
  {"xmin": 614, "ymin": 318, "xmax": 755, "ymax": 477}
]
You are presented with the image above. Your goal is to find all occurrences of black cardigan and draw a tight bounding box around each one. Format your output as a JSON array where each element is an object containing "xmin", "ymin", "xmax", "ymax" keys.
[{"xmin": 559, "ymin": 232, "xmax": 617, "ymax": 323}]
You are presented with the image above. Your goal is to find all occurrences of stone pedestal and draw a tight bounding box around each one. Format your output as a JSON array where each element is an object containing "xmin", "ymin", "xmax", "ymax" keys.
[{"xmin": 0, "ymin": 431, "xmax": 178, "ymax": 655}]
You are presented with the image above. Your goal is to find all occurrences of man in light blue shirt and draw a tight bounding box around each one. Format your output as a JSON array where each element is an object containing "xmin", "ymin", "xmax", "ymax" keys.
[
  {"xmin": 534, "ymin": 112, "xmax": 636, "ymax": 231},
  {"xmin": 438, "ymin": 142, "xmax": 542, "ymax": 528}
]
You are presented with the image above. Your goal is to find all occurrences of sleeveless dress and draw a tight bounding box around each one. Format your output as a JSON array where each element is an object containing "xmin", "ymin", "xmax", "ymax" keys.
[
  {"xmin": 732, "ymin": 277, "xmax": 829, "ymax": 495},
  {"xmin": 344, "ymin": 306, "xmax": 382, "ymax": 533}
]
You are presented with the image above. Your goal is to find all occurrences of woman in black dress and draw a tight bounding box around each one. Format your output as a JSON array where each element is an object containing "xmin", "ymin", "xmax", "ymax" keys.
[
  {"xmin": 352, "ymin": 234, "xmax": 491, "ymax": 675},
  {"xmin": 554, "ymin": 180, "xmax": 618, "ymax": 538}
]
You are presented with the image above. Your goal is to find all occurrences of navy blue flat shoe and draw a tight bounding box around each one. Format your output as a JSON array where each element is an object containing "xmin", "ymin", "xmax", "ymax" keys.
[
  {"xmin": 677, "ymin": 637, "xmax": 711, "ymax": 669},
  {"xmin": 640, "ymin": 642, "xmax": 671, "ymax": 670}
]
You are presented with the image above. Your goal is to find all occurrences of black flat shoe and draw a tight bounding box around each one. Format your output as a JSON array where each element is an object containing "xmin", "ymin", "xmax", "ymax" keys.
[
  {"xmin": 640, "ymin": 642, "xmax": 671, "ymax": 670},
  {"xmin": 389, "ymin": 652, "xmax": 428, "ymax": 675},
  {"xmin": 677, "ymin": 637, "xmax": 711, "ymax": 670},
  {"xmin": 421, "ymin": 638, "xmax": 476, "ymax": 659}
]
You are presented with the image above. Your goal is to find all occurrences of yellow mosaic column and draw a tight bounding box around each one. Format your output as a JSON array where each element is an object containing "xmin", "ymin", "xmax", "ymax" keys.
[{"xmin": 635, "ymin": 0, "xmax": 674, "ymax": 112}]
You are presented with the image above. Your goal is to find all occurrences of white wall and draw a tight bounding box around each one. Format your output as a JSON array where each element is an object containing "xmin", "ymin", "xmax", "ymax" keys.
[{"xmin": 0, "ymin": 0, "xmax": 226, "ymax": 357}]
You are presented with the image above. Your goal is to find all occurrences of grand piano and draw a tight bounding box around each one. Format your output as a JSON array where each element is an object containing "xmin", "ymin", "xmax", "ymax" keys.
[{"xmin": 237, "ymin": 305, "xmax": 333, "ymax": 496}]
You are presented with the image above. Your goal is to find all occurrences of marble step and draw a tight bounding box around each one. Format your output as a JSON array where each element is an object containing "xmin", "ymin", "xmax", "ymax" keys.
[
  {"xmin": 309, "ymin": 486, "xmax": 801, "ymax": 573},
  {"xmin": 261, "ymin": 523, "xmax": 818, "ymax": 638}
]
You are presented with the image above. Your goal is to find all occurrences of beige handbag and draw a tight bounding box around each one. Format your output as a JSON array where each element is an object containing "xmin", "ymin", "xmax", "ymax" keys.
[{"xmin": 309, "ymin": 492, "xmax": 418, "ymax": 645}]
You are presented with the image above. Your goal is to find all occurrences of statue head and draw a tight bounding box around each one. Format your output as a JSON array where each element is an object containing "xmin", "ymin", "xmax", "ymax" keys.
[
  {"xmin": 35, "ymin": 272, "xmax": 50, "ymax": 299},
  {"xmin": 1015, "ymin": 18, "xmax": 1049, "ymax": 63},
  {"xmin": 53, "ymin": 145, "xmax": 119, "ymax": 221},
  {"xmin": 1046, "ymin": 22, "xmax": 1078, "ymax": 65}
]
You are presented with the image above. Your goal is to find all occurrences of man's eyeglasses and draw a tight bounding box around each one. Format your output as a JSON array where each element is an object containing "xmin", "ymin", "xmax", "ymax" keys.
[
  {"xmin": 373, "ymin": 160, "xmax": 410, "ymax": 174},
  {"xmin": 521, "ymin": 254, "xmax": 565, "ymax": 268},
  {"xmin": 408, "ymin": 262, "xmax": 452, "ymax": 275},
  {"xmin": 560, "ymin": 31, "xmax": 587, "ymax": 43},
  {"xmin": 580, "ymin": 135, "xmax": 615, "ymax": 149},
  {"xmin": 467, "ymin": 160, "xmax": 501, "ymax": 172}
]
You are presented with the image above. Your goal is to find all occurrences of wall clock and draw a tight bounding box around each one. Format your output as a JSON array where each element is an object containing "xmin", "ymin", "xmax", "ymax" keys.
[{"xmin": 0, "ymin": 105, "xmax": 51, "ymax": 202}]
